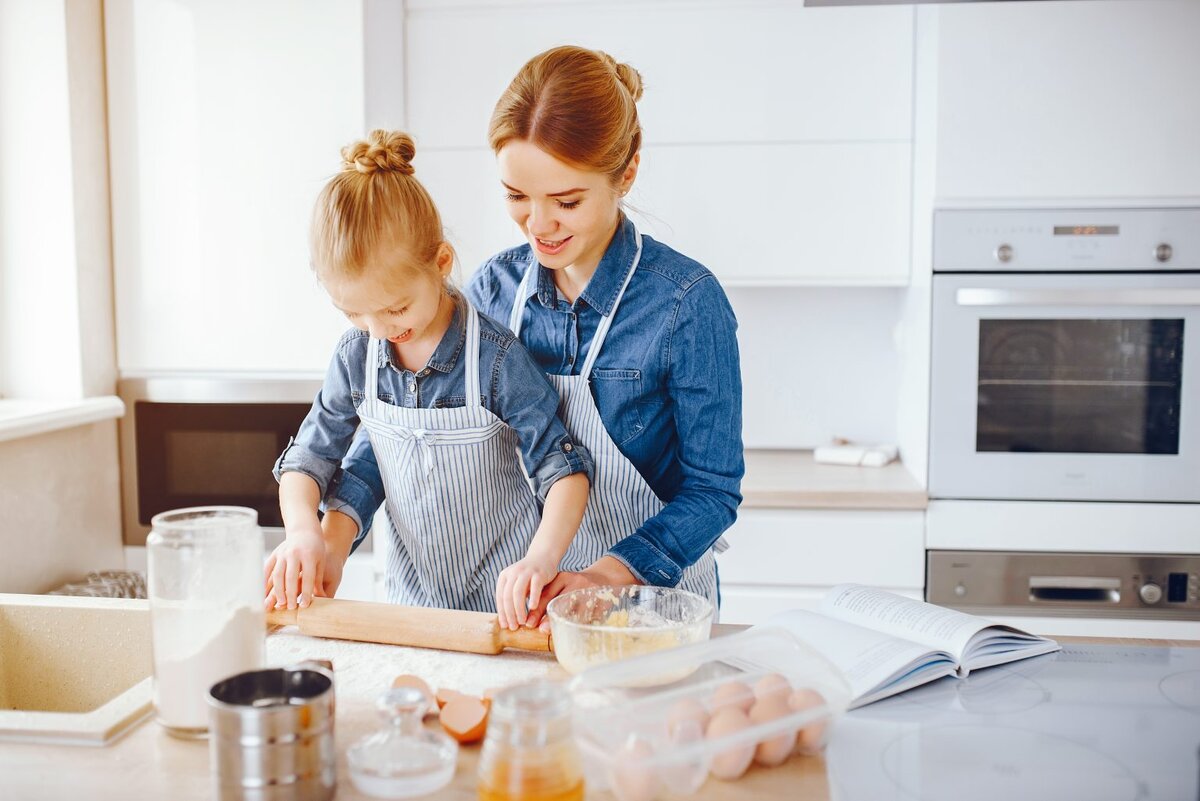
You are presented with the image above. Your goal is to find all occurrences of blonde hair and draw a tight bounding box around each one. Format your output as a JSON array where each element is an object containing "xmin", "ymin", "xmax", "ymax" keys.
[
  {"xmin": 310, "ymin": 129, "xmax": 447, "ymax": 282},
  {"xmin": 489, "ymin": 46, "xmax": 643, "ymax": 184}
]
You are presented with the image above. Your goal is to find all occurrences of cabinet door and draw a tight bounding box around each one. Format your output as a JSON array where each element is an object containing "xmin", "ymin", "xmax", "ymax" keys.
[
  {"xmin": 392, "ymin": 2, "xmax": 914, "ymax": 285},
  {"xmin": 105, "ymin": 0, "xmax": 364, "ymax": 372},
  {"xmin": 716, "ymin": 509, "xmax": 925, "ymax": 625},
  {"xmin": 936, "ymin": 2, "xmax": 1200, "ymax": 200}
]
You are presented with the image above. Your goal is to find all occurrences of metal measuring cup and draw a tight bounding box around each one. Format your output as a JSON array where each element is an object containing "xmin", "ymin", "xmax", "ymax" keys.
[{"xmin": 206, "ymin": 660, "xmax": 336, "ymax": 801}]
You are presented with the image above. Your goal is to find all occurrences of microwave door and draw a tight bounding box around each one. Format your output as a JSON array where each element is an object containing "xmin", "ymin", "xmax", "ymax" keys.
[{"xmin": 929, "ymin": 273, "xmax": 1200, "ymax": 503}]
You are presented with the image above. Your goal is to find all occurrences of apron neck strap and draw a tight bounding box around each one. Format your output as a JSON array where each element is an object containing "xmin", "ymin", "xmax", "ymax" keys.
[
  {"xmin": 363, "ymin": 298, "xmax": 484, "ymax": 409},
  {"xmin": 507, "ymin": 228, "xmax": 645, "ymax": 381}
]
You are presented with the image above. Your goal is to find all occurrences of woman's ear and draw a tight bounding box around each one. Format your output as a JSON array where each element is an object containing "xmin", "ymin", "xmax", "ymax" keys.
[
  {"xmin": 436, "ymin": 241, "xmax": 455, "ymax": 278},
  {"xmin": 618, "ymin": 152, "xmax": 640, "ymax": 196}
]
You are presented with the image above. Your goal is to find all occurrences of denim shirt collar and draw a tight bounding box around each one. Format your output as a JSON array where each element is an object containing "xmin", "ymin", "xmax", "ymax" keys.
[
  {"xmin": 379, "ymin": 293, "xmax": 466, "ymax": 374},
  {"xmin": 530, "ymin": 215, "xmax": 638, "ymax": 316}
]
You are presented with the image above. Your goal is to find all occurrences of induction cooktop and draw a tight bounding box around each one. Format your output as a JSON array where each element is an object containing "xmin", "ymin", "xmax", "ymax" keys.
[{"xmin": 826, "ymin": 643, "xmax": 1200, "ymax": 801}]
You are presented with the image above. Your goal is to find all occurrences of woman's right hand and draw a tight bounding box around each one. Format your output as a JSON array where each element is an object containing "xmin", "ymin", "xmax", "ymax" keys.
[{"xmin": 263, "ymin": 524, "xmax": 326, "ymax": 610}]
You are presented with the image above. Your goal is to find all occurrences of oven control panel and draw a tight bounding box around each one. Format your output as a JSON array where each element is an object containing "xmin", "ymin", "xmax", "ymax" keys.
[
  {"xmin": 933, "ymin": 207, "xmax": 1200, "ymax": 272},
  {"xmin": 927, "ymin": 551, "xmax": 1200, "ymax": 619}
]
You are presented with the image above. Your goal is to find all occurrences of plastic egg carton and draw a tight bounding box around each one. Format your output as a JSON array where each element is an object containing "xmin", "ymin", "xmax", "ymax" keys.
[{"xmin": 567, "ymin": 627, "xmax": 851, "ymax": 801}]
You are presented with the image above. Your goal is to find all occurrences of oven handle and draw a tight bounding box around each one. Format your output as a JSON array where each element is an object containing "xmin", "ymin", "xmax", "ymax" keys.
[{"xmin": 956, "ymin": 288, "xmax": 1200, "ymax": 307}]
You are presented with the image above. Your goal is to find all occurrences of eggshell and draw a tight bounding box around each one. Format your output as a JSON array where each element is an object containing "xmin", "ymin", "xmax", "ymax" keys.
[
  {"xmin": 789, "ymin": 688, "xmax": 828, "ymax": 754},
  {"xmin": 609, "ymin": 736, "xmax": 659, "ymax": 801},
  {"xmin": 710, "ymin": 680, "xmax": 755, "ymax": 715},
  {"xmin": 748, "ymin": 696, "xmax": 797, "ymax": 767},
  {"xmin": 753, "ymin": 673, "xmax": 792, "ymax": 704},
  {"xmin": 439, "ymin": 696, "xmax": 489, "ymax": 743},
  {"xmin": 436, "ymin": 687, "xmax": 464, "ymax": 709},
  {"xmin": 666, "ymin": 697, "xmax": 710, "ymax": 740},
  {"xmin": 705, "ymin": 707, "xmax": 755, "ymax": 781},
  {"xmin": 390, "ymin": 674, "xmax": 435, "ymax": 717}
]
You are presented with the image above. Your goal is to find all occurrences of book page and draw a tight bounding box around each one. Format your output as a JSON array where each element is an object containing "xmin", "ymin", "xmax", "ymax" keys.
[
  {"xmin": 758, "ymin": 610, "xmax": 956, "ymax": 704},
  {"xmin": 819, "ymin": 584, "xmax": 993, "ymax": 661}
]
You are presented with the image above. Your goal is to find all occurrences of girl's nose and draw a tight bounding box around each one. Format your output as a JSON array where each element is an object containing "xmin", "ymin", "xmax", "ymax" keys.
[
  {"xmin": 366, "ymin": 318, "xmax": 389, "ymax": 340},
  {"xmin": 527, "ymin": 203, "xmax": 555, "ymax": 237}
]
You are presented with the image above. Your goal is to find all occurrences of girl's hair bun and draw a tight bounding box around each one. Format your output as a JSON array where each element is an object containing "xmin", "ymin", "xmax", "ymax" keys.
[{"xmin": 341, "ymin": 129, "xmax": 416, "ymax": 176}]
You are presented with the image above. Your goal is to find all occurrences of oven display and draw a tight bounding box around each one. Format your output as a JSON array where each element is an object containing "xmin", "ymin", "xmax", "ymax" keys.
[
  {"xmin": 1052, "ymin": 225, "xmax": 1119, "ymax": 236},
  {"xmin": 976, "ymin": 318, "xmax": 1184, "ymax": 454}
]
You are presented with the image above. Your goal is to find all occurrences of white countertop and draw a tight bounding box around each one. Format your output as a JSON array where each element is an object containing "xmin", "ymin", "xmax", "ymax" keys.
[{"xmin": 742, "ymin": 449, "xmax": 927, "ymax": 511}]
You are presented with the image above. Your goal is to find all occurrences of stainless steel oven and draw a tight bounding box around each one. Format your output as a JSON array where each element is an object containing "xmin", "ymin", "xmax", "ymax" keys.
[
  {"xmin": 930, "ymin": 207, "xmax": 1200, "ymax": 502},
  {"xmin": 118, "ymin": 374, "xmax": 321, "ymax": 546},
  {"xmin": 926, "ymin": 208, "xmax": 1200, "ymax": 633}
]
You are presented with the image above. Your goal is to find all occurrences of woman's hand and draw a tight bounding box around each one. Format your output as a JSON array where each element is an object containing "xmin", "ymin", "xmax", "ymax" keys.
[
  {"xmin": 263, "ymin": 523, "xmax": 326, "ymax": 610},
  {"xmin": 523, "ymin": 556, "xmax": 641, "ymax": 632},
  {"xmin": 495, "ymin": 551, "xmax": 560, "ymax": 631}
]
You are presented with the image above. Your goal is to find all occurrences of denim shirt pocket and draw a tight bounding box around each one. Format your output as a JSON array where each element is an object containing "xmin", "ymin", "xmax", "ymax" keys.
[
  {"xmin": 433, "ymin": 395, "xmax": 467, "ymax": 409},
  {"xmin": 591, "ymin": 367, "xmax": 645, "ymax": 445}
]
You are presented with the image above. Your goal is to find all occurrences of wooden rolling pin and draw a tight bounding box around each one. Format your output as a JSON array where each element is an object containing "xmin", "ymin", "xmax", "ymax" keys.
[{"xmin": 266, "ymin": 597, "xmax": 552, "ymax": 655}]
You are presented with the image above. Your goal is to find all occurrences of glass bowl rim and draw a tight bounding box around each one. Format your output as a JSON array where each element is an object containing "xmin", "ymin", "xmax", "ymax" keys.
[{"xmin": 545, "ymin": 585, "xmax": 714, "ymax": 634}]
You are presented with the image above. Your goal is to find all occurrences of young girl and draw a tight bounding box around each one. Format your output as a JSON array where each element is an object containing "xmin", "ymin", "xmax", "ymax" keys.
[{"xmin": 265, "ymin": 129, "xmax": 592, "ymax": 622}]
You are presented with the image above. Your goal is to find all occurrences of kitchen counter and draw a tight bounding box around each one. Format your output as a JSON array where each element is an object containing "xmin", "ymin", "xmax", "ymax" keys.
[
  {"xmin": 2, "ymin": 626, "xmax": 1192, "ymax": 801},
  {"xmin": 742, "ymin": 448, "xmax": 927, "ymax": 510}
]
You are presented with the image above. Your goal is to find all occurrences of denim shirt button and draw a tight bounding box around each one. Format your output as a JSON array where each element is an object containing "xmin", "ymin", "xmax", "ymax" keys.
[
  {"xmin": 407, "ymin": 383, "xmax": 416, "ymax": 393},
  {"xmin": 418, "ymin": 369, "xmax": 429, "ymax": 377},
  {"xmin": 562, "ymin": 441, "xmax": 574, "ymax": 452}
]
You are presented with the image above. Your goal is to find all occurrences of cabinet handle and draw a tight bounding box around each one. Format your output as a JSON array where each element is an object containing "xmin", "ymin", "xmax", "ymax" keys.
[{"xmin": 956, "ymin": 288, "xmax": 1200, "ymax": 307}]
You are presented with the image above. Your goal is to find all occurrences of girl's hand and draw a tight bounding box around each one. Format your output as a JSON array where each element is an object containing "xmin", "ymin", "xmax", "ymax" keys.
[
  {"xmin": 495, "ymin": 553, "xmax": 560, "ymax": 631},
  {"xmin": 263, "ymin": 524, "xmax": 326, "ymax": 610}
]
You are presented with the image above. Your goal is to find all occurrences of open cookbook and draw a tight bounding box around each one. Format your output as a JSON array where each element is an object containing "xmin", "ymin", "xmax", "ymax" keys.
[{"xmin": 755, "ymin": 584, "xmax": 1061, "ymax": 709}]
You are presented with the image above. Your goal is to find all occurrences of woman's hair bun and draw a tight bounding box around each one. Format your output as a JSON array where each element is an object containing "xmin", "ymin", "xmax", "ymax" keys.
[
  {"xmin": 341, "ymin": 129, "xmax": 416, "ymax": 176},
  {"xmin": 601, "ymin": 53, "xmax": 643, "ymax": 102}
]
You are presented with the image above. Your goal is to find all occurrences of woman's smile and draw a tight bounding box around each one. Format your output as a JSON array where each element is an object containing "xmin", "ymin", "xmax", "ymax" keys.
[
  {"xmin": 534, "ymin": 235, "xmax": 572, "ymax": 255},
  {"xmin": 387, "ymin": 329, "xmax": 413, "ymax": 344}
]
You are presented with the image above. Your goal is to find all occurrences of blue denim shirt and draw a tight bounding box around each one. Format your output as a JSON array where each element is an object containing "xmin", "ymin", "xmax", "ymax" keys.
[
  {"xmin": 274, "ymin": 295, "xmax": 593, "ymax": 540},
  {"xmin": 334, "ymin": 216, "xmax": 744, "ymax": 584}
]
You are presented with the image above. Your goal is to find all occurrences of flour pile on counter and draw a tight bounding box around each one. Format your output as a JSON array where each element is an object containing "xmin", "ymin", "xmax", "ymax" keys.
[{"xmin": 265, "ymin": 628, "xmax": 559, "ymax": 702}]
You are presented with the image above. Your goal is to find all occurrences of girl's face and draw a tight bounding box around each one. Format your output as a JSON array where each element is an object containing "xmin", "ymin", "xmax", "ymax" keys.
[
  {"xmin": 497, "ymin": 140, "xmax": 638, "ymax": 275},
  {"xmin": 323, "ymin": 243, "xmax": 453, "ymax": 348}
]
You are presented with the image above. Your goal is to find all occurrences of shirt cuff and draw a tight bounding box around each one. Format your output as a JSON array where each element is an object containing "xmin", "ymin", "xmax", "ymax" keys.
[
  {"xmin": 273, "ymin": 438, "xmax": 338, "ymax": 496},
  {"xmin": 607, "ymin": 534, "xmax": 684, "ymax": 588},
  {"xmin": 530, "ymin": 437, "xmax": 594, "ymax": 501},
  {"xmin": 321, "ymin": 469, "xmax": 379, "ymax": 554}
]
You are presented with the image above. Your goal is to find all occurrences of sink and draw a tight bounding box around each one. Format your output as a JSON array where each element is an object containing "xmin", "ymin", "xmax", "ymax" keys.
[{"xmin": 0, "ymin": 593, "xmax": 153, "ymax": 745}]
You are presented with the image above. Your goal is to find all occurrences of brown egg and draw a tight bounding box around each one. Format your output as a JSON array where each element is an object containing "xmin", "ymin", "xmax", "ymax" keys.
[
  {"xmin": 753, "ymin": 673, "xmax": 792, "ymax": 704},
  {"xmin": 710, "ymin": 680, "xmax": 755, "ymax": 714},
  {"xmin": 789, "ymin": 688, "xmax": 828, "ymax": 754},
  {"xmin": 748, "ymin": 696, "xmax": 797, "ymax": 767},
  {"xmin": 609, "ymin": 735, "xmax": 659, "ymax": 801},
  {"xmin": 439, "ymin": 696, "xmax": 488, "ymax": 743},
  {"xmin": 666, "ymin": 697, "xmax": 710, "ymax": 740},
  {"xmin": 705, "ymin": 707, "xmax": 755, "ymax": 781}
]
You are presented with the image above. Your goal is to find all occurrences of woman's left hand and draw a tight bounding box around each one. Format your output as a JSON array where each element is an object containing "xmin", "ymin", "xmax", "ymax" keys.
[{"xmin": 523, "ymin": 556, "xmax": 642, "ymax": 632}]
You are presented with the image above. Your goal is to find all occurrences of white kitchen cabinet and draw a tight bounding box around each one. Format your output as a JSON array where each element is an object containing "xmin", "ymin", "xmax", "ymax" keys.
[
  {"xmin": 379, "ymin": 1, "xmax": 916, "ymax": 285},
  {"xmin": 716, "ymin": 508, "xmax": 926, "ymax": 625},
  {"xmin": 105, "ymin": 0, "xmax": 364, "ymax": 373},
  {"xmin": 934, "ymin": 1, "xmax": 1200, "ymax": 202}
]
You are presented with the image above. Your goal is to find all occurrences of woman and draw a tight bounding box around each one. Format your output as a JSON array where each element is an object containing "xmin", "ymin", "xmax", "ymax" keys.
[{"xmin": 323, "ymin": 45, "xmax": 744, "ymax": 628}]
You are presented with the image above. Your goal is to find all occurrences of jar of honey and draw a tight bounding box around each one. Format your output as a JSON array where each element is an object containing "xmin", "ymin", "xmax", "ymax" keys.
[{"xmin": 477, "ymin": 681, "xmax": 583, "ymax": 801}]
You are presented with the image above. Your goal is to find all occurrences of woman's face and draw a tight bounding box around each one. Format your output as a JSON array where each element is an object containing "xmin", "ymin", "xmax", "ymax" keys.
[{"xmin": 497, "ymin": 140, "xmax": 637, "ymax": 274}]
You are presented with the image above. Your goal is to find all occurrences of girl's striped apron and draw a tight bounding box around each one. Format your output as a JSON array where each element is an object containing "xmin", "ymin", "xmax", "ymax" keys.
[
  {"xmin": 508, "ymin": 227, "xmax": 725, "ymax": 610},
  {"xmin": 359, "ymin": 302, "xmax": 541, "ymax": 611}
]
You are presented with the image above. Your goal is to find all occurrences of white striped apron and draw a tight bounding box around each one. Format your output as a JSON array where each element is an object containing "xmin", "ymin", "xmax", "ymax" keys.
[
  {"xmin": 508, "ymin": 228, "xmax": 725, "ymax": 609},
  {"xmin": 359, "ymin": 303, "xmax": 541, "ymax": 611}
]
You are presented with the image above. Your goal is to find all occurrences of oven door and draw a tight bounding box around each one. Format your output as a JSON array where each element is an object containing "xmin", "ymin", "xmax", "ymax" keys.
[{"xmin": 930, "ymin": 273, "xmax": 1200, "ymax": 502}]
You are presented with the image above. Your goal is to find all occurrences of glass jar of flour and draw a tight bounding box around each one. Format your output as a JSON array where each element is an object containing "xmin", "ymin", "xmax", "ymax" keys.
[{"xmin": 147, "ymin": 506, "xmax": 265, "ymax": 738}]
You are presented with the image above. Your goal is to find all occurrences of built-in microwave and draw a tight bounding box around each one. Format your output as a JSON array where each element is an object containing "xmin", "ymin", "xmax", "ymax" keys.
[{"xmin": 117, "ymin": 374, "xmax": 322, "ymax": 546}]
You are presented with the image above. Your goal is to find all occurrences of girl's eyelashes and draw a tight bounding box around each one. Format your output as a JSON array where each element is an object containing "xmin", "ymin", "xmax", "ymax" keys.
[
  {"xmin": 557, "ymin": 199, "xmax": 581, "ymax": 210},
  {"xmin": 504, "ymin": 192, "xmax": 526, "ymax": 203},
  {"xmin": 387, "ymin": 306, "xmax": 409, "ymax": 316}
]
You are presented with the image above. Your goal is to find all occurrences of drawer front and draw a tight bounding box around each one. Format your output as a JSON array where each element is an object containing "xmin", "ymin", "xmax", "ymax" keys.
[{"xmin": 717, "ymin": 509, "xmax": 925, "ymax": 587}]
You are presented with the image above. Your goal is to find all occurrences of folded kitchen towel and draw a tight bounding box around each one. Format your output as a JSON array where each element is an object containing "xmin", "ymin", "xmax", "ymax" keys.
[{"xmin": 813, "ymin": 442, "xmax": 899, "ymax": 468}]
